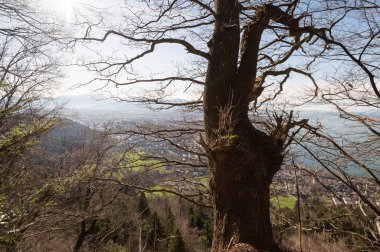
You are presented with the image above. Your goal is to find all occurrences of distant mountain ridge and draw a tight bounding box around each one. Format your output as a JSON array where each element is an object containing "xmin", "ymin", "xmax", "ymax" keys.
[
  {"xmin": 39, "ymin": 117, "xmax": 95, "ymax": 154},
  {"xmin": 53, "ymin": 95, "xmax": 199, "ymax": 123}
]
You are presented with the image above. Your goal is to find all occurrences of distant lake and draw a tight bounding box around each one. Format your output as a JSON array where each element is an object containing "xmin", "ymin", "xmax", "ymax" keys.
[{"xmin": 292, "ymin": 110, "xmax": 379, "ymax": 177}]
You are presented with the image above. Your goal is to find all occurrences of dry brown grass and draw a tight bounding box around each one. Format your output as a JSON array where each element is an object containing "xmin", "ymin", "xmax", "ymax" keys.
[{"xmin": 281, "ymin": 233, "xmax": 349, "ymax": 252}]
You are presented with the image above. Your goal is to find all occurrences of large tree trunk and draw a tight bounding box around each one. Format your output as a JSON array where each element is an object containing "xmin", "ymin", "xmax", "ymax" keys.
[
  {"xmin": 203, "ymin": 1, "xmax": 284, "ymax": 251},
  {"xmin": 203, "ymin": 117, "xmax": 283, "ymax": 251},
  {"xmin": 207, "ymin": 123, "xmax": 282, "ymax": 251}
]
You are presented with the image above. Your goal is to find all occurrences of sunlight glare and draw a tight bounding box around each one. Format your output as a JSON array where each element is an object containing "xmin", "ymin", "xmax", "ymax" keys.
[{"xmin": 42, "ymin": 0, "xmax": 79, "ymax": 21}]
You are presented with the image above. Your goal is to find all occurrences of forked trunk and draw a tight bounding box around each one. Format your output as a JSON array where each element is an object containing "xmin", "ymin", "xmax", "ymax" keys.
[{"xmin": 203, "ymin": 1, "xmax": 285, "ymax": 251}]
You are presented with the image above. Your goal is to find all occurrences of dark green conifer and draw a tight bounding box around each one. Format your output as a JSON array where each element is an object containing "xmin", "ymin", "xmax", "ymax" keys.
[
  {"xmin": 168, "ymin": 229, "xmax": 186, "ymax": 252},
  {"xmin": 137, "ymin": 192, "xmax": 150, "ymax": 218}
]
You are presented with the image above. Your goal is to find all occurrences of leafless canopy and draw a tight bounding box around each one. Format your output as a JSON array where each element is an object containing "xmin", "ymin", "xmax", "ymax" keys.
[{"xmin": 75, "ymin": 0, "xmax": 380, "ymax": 106}]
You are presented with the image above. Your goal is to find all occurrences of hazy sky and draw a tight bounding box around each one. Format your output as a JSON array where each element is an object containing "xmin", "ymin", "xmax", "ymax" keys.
[
  {"xmin": 41, "ymin": 0, "xmax": 82, "ymax": 21},
  {"xmin": 36, "ymin": 0, "xmax": 354, "ymax": 111},
  {"xmin": 38, "ymin": 0, "xmax": 203, "ymax": 100},
  {"xmin": 40, "ymin": 0, "xmax": 127, "ymax": 97}
]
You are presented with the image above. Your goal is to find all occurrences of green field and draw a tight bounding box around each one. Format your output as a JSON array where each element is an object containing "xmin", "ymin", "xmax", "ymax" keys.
[
  {"xmin": 270, "ymin": 195, "xmax": 296, "ymax": 209},
  {"xmin": 107, "ymin": 152, "xmax": 170, "ymax": 179},
  {"xmin": 198, "ymin": 176, "xmax": 209, "ymax": 185},
  {"xmin": 149, "ymin": 185, "xmax": 166, "ymax": 196},
  {"xmin": 120, "ymin": 152, "xmax": 166, "ymax": 172}
]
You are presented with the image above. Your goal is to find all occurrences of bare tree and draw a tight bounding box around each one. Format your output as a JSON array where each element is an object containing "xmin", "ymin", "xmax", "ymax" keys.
[
  {"xmin": 0, "ymin": 1, "xmax": 64, "ymax": 249},
  {"xmin": 0, "ymin": 0, "xmax": 63, "ymax": 161},
  {"xmin": 75, "ymin": 1, "xmax": 380, "ymax": 251}
]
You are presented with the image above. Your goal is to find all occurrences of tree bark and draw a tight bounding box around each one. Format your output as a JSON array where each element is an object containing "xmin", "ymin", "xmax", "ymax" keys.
[
  {"xmin": 73, "ymin": 220, "xmax": 87, "ymax": 252},
  {"xmin": 73, "ymin": 219, "xmax": 96, "ymax": 252},
  {"xmin": 205, "ymin": 122, "xmax": 282, "ymax": 251},
  {"xmin": 203, "ymin": 1, "xmax": 284, "ymax": 251}
]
